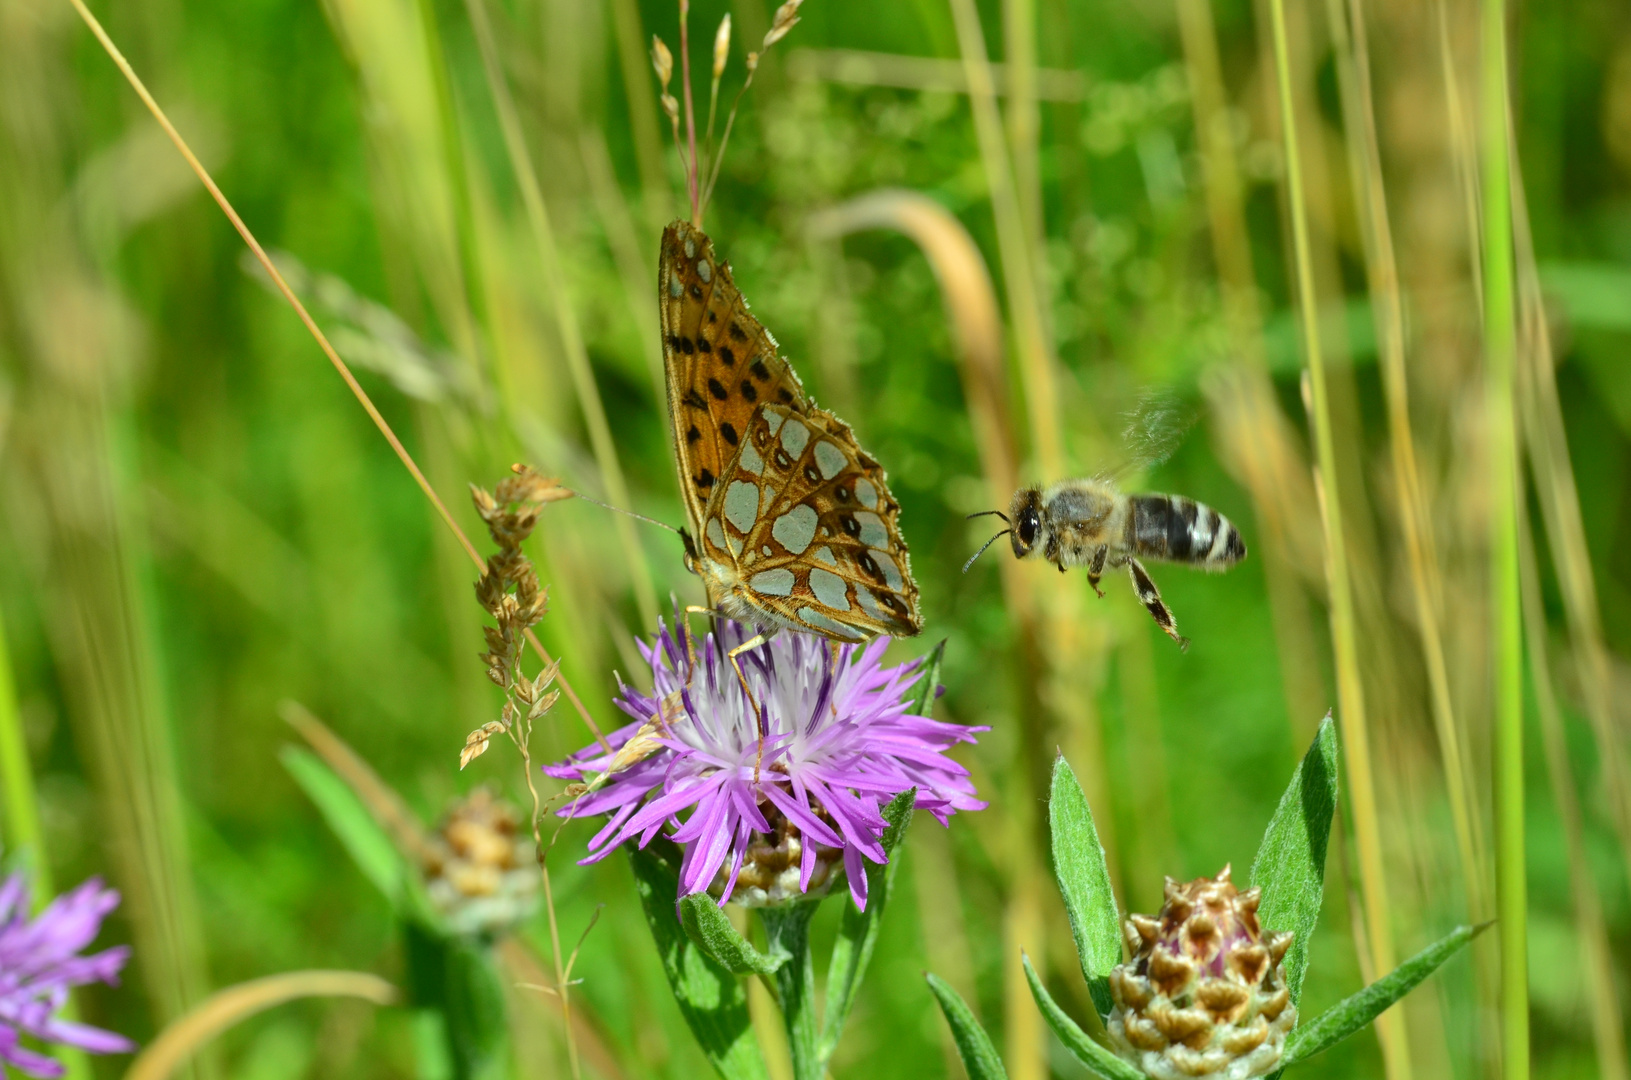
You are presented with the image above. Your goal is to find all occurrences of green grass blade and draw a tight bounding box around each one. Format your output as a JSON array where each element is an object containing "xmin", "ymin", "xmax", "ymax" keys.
[
  {"xmin": 1283, "ymin": 923, "xmax": 1489, "ymax": 1067},
  {"xmin": 925, "ymin": 973, "xmax": 1009, "ymax": 1080},
  {"xmin": 679, "ymin": 893, "xmax": 787, "ymax": 976},
  {"xmin": 820, "ymin": 788, "xmax": 916, "ymax": 1061},
  {"xmin": 1249, "ymin": 715, "xmax": 1339, "ymax": 1003},
  {"xmin": 1021, "ymin": 954, "xmax": 1143, "ymax": 1080},
  {"xmin": 1050, "ymin": 754, "xmax": 1121, "ymax": 1015},
  {"xmin": 627, "ymin": 845, "xmax": 769, "ymax": 1080},
  {"xmin": 280, "ymin": 746, "xmax": 410, "ymax": 908}
]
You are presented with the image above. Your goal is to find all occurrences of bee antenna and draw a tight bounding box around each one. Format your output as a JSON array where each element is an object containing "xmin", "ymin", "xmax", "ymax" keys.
[
  {"xmin": 966, "ymin": 510, "xmax": 1010, "ymax": 524},
  {"xmin": 962, "ymin": 529, "xmax": 1012, "ymax": 574}
]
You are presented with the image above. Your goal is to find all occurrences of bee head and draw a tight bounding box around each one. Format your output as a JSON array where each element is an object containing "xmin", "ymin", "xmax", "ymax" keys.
[{"xmin": 1009, "ymin": 488, "xmax": 1044, "ymax": 558}]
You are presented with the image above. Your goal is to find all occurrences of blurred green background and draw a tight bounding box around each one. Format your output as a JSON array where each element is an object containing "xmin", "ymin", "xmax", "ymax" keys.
[{"xmin": 3, "ymin": 0, "xmax": 1630, "ymax": 1076}]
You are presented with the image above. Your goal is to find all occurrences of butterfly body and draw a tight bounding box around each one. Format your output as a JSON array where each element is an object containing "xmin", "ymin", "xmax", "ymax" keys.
[{"xmin": 660, "ymin": 220, "xmax": 921, "ymax": 644}]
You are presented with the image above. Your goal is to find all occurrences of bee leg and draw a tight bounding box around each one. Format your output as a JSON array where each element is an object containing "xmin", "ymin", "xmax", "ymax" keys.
[
  {"xmin": 726, "ymin": 632, "xmax": 773, "ymax": 780},
  {"xmin": 1128, "ymin": 557, "xmax": 1190, "ymax": 651},
  {"xmin": 1086, "ymin": 546, "xmax": 1109, "ymax": 598}
]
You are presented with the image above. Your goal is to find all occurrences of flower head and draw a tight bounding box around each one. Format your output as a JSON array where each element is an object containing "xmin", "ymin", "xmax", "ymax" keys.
[
  {"xmin": 0, "ymin": 873, "xmax": 135, "ymax": 1079},
  {"xmin": 1107, "ymin": 866, "xmax": 1295, "ymax": 1080},
  {"xmin": 422, "ymin": 788, "xmax": 540, "ymax": 937},
  {"xmin": 547, "ymin": 617, "xmax": 984, "ymax": 910}
]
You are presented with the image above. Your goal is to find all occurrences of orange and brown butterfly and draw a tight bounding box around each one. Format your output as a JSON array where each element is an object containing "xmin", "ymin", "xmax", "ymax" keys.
[{"xmin": 658, "ymin": 219, "xmax": 922, "ymax": 646}]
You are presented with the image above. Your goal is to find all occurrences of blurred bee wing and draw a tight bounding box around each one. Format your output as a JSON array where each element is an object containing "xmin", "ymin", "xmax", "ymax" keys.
[{"xmin": 1094, "ymin": 387, "xmax": 1196, "ymax": 483}]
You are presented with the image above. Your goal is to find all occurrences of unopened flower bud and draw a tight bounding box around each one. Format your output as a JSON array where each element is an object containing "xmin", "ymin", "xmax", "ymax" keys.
[
  {"xmin": 1107, "ymin": 866, "xmax": 1296, "ymax": 1080},
  {"xmin": 651, "ymin": 36, "xmax": 674, "ymax": 88},
  {"xmin": 712, "ymin": 14, "xmax": 731, "ymax": 79}
]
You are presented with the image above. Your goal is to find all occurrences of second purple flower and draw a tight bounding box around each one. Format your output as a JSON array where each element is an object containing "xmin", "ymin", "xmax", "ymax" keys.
[{"xmin": 547, "ymin": 617, "xmax": 985, "ymax": 910}]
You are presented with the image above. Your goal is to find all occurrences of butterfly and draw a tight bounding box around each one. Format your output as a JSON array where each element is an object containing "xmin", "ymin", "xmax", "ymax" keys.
[{"xmin": 658, "ymin": 220, "xmax": 922, "ymax": 655}]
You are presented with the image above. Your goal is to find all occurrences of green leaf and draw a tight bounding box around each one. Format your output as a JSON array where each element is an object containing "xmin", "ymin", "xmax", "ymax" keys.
[
  {"xmin": 628, "ymin": 843, "xmax": 769, "ymax": 1080},
  {"xmin": 904, "ymin": 640, "xmax": 947, "ymax": 717},
  {"xmin": 281, "ymin": 745, "xmax": 409, "ymax": 908},
  {"xmin": 925, "ymin": 973, "xmax": 1008, "ymax": 1080},
  {"xmin": 1021, "ymin": 954, "xmax": 1144, "ymax": 1080},
  {"xmin": 819, "ymin": 788, "xmax": 915, "ymax": 1062},
  {"xmin": 1249, "ymin": 715, "xmax": 1338, "ymax": 1003},
  {"xmin": 1283, "ymin": 922, "xmax": 1489, "ymax": 1067},
  {"xmin": 1049, "ymin": 754, "xmax": 1121, "ymax": 1015},
  {"xmin": 679, "ymin": 892, "xmax": 788, "ymax": 975},
  {"xmin": 402, "ymin": 924, "xmax": 508, "ymax": 1080}
]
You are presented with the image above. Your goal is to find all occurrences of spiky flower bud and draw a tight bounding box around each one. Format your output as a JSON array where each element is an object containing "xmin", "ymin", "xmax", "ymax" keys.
[
  {"xmin": 1107, "ymin": 866, "xmax": 1295, "ymax": 1080},
  {"xmin": 423, "ymin": 789, "xmax": 538, "ymax": 936}
]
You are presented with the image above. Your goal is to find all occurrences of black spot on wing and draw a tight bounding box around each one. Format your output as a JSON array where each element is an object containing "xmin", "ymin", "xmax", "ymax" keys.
[
  {"xmin": 740, "ymin": 380, "xmax": 758, "ymax": 402},
  {"xmin": 720, "ymin": 345, "xmax": 736, "ymax": 366},
  {"xmin": 708, "ymin": 378, "xmax": 729, "ymax": 401},
  {"xmin": 721, "ymin": 422, "xmax": 738, "ymax": 446}
]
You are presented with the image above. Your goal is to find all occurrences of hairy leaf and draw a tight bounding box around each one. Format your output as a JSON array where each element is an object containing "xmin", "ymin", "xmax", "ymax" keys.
[
  {"xmin": 679, "ymin": 892, "xmax": 787, "ymax": 975},
  {"xmin": 628, "ymin": 844, "xmax": 768, "ymax": 1080},
  {"xmin": 1283, "ymin": 922, "xmax": 1488, "ymax": 1066},
  {"xmin": 925, "ymin": 973, "xmax": 1008, "ymax": 1080},
  {"xmin": 1050, "ymin": 754, "xmax": 1121, "ymax": 1014},
  {"xmin": 1249, "ymin": 715, "xmax": 1338, "ymax": 1003},
  {"xmin": 1022, "ymin": 954, "xmax": 1144, "ymax": 1080}
]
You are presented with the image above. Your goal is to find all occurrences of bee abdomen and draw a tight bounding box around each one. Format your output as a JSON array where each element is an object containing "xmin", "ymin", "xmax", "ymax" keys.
[{"xmin": 1128, "ymin": 494, "xmax": 1246, "ymax": 568}]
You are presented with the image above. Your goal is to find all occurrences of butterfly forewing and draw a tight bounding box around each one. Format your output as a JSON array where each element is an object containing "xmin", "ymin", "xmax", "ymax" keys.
[
  {"xmin": 659, "ymin": 221, "xmax": 810, "ymax": 533},
  {"xmin": 660, "ymin": 220, "xmax": 921, "ymax": 643}
]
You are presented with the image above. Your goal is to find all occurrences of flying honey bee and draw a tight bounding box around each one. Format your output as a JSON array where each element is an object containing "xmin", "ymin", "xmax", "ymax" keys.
[{"xmin": 964, "ymin": 481, "xmax": 1247, "ymax": 649}]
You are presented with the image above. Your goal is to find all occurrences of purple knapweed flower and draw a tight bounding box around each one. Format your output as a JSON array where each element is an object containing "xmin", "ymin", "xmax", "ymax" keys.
[
  {"xmin": 546, "ymin": 617, "xmax": 985, "ymax": 910},
  {"xmin": 0, "ymin": 872, "xmax": 135, "ymax": 1078}
]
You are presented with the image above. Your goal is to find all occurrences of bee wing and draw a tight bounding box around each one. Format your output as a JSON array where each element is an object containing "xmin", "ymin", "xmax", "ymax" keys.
[{"xmin": 1093, "ymin": 387, "xmax": 1195, "ymax": 483}]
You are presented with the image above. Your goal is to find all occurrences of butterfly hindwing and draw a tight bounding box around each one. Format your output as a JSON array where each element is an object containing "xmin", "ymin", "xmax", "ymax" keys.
[
  {"xmin": 703, "ymin": 404, "xmax": 920, "ymax": 640},
  {"xmin": 659, "ymin": 221, "xmax": 810, "ymax": 533}
]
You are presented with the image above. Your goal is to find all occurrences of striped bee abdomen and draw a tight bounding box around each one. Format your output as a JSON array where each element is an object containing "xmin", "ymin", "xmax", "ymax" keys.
[{"xmin": 1127, "ymin": 494, "xmax": 1246, "ymax": 568}]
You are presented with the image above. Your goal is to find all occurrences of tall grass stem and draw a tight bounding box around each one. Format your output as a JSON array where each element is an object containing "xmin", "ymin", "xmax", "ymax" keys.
[
  {"xmin": 1267, "ymin": 0, "xmax": 1409, "ymax": 1074},
  {"xmin": 64, "ymin": 0, "xmax": 607, "ymax": 748},
  {"xmin": 1478, "ymin": 0, "xmax": 1527, "ymax": 1073}
]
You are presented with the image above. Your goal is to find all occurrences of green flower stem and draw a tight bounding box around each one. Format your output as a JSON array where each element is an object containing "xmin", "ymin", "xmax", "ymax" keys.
[
  {"xmin": 1480, "ymin": 0, "xmax": 1527, "ymax": 1074},
  {"xmin": 0, "ymin": 595, "xmax": 49, "ymax": 896},
  {"xmin": 760, "ymin": 904, "xmax": 820, "ymax": 1080}
]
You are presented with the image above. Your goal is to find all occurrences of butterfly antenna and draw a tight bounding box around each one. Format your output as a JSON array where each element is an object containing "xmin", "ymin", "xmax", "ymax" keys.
[
  {"xmin": 571, "ymin": 492, "xmax": 681, "ymax": 535},
  {"xmin": 962, "ymin": 529, "xmax": 1012, "ymax": 574}
]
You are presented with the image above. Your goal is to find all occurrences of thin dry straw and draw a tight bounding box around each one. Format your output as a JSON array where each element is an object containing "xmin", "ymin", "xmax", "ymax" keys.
[
  {"xmin": 63, "ymin": 0, "xmax": 608, "ymax": 751},
  {"xmin": 1479, "ymin": 0, "xmax": 1528, "ymax": 1071},
  {"xmin": 124, "ymin": 971, "xmax": 398, "ymax": 1080},
  {"xmin": 462, "ymin": 0, "xmax": 659, "ymax": 634},
  {"xmin": 1267, "ymin": 0, "xmax": 1410, "ymax": 1075},
  {"xmin": 1331, "ymin": 0, "xmax": 1486, "ymax": 918}
]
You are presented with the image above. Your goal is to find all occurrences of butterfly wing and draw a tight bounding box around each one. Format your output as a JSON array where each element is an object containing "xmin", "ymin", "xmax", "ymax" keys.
[
  {"xmin": 700, "ymin": 404, "xmax": 922, "ymax": 640},
  {"xmin": 659, "ymin": 220, "xmax": 811, "ymax": 536}
]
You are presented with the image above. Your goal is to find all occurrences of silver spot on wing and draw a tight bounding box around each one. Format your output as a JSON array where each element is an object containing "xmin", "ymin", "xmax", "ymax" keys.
[
  {"xmin": 855, "ymin": 511, "xmax": 888, "ymax": 549},
  {"xmin": 749, "ymin": 568, "xmax": 796, "ymax": 596},
  {"xmin": 683, "ymin": 237, "xmax": 696, "ymax": 259},
  {"xmin": 706, "ymin": 517, "xmax": 727, "ymax": 553},
  {"xmin": 808, "ymin": 567, "xmax": 850, "ymax": 610},
  {"xmin": 696, "ymin": 259, "xmax": 712, "ymax": 283},
  {"xmin": 856, "ymin": 586, "xmax": 888, "ymax": 621},
  {"xmin": 814, "ymin": 546, "xmax": 838, "ymax": 566},
  {"xmin": 724, "ymin": 481, "xmax": 759, "ymax": 534},
  {"xmin": 739, "ymin": 440, "xmax": 764, "ymax": 475},
  {"xmin": 813, "ymin": 440, "xmax": 846, "ymax": 479},
  {"xmin": 765, "ymin": 409, "xmax": 786, "ymax": 436},
  {"xmin": 798, "ymin": 606, "xmax": 865, "ymax": 640},
  {"xmin": 869, "ymin": 550, "xmax": 904, "ymax": 591},
  {"xmin": 668, "ymin": 274, "xmax": 683, "ymax": 298},
  {"xmin": 779, "ymin": 418, "xmax": 810, "ymax": 457},
  {"xmin": 853, "ymin": 478, "xmax": 878, "ymax": 509},
  {"xmin": 772, "ymin": 504, "xmax": 818, "ymax": 555}
]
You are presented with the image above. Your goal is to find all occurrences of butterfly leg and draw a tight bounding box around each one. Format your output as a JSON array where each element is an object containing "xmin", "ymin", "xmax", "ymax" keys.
[
  {"xmin": 1127, "ymin": 557, "xmax": 1190, "ymax": 651},
  {"xmin": 1086, "ymin": 546, "xmax": 1109, "ymax": 598},
  {"xmin": 725, "ymin": 633, "xmax": 773, "ymax": 781}
]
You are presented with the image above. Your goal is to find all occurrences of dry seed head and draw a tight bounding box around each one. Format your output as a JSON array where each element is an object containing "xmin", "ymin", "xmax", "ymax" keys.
[
  {"xmin": 1107, "ymin": 866, "xmax": 1296, "ymax": 1080},
  {"xmin": 651, "ymin": 35, "xmax": 674, "ymax": 87},
  {"xmin": 712, "ymin": 14, "xmax": 732, "ymax": 79},
  {"xmin": 423, "ymin": 788, "xmax": 539, "ymax": 934},
  {"xmin": 762, "ymin": 0, "xmax": 803, "ymax": 49},
  {"xmin": 459, "ymin": 721, "xmax": 507, "ymax": 769}
]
